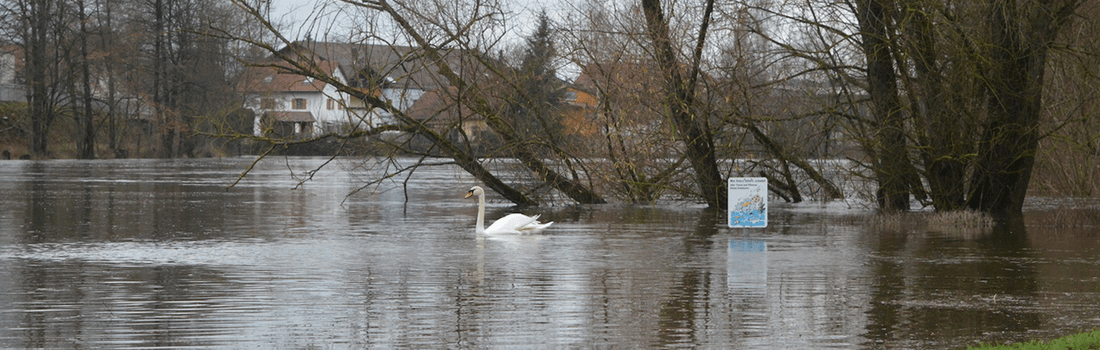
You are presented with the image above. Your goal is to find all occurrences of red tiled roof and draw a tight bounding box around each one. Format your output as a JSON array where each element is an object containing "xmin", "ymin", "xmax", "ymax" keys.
[{"xmin": 238, "ymin": 60, "xmax": 341, "ymax": 93}]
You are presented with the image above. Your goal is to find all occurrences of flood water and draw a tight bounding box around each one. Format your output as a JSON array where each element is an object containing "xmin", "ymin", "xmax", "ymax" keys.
[{"xmin": 1, "ymin": 157, "xmax": 1098, "ymax": 349}]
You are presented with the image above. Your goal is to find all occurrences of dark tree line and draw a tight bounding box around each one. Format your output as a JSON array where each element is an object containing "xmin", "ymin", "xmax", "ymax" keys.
[{"xmin": 1, "ymin": 0, "xmax": 260, "ymax": 159}]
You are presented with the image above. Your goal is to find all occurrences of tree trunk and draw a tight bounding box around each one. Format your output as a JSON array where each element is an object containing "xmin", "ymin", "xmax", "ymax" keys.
[
  {"xmin": 100, "ymin": 0, "xmax": 120, "ymax": 158},
  {"xmin": 640, "ymin": 0, "xmax": 727, "ymax": 208},
  {"xmin": 25, "ymin": 0, "xmax": 56, "ymax": 159},
  {"xmin": 77, "ymin": 0, "xmax": 95, "ymax": 159},
  {"xmin": 855, "ymin": 0, "xmax": 922, "ymax": 211},
  {"xmin": 153, "ymin": 0, "xmax": 175, "ymax": 158},
  {"xmin": 966, "ymin": 0, "xmax": 1072, "ymax": 216},
  {"xmin": 902, "ymin": 0, "xmax": 967, "ymax": 211}
]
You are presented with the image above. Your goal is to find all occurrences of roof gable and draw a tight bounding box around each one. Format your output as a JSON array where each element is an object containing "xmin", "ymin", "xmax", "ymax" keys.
[
  {"xmin": 238, "ymin": 59, "xmax": 343, "ymax": 93},
  {"xmin": 278, "ymin": 40, "xmax": 496, "ymax": 92}
]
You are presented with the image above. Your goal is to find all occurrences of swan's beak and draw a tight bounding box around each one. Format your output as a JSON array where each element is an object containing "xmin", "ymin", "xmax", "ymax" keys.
[{"xmin": 464, "ymin": 190, "xmax": 474, "ymax": 199}]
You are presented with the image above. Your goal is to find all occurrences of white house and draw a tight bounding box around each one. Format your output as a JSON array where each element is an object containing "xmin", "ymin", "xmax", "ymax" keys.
[
  {"xmin": 262, "ymin": 41, "xmax": 455, "ymax": 127},
  {"xmin": 239, "ymin": 58, "xmax": 386, "ymax": 138},
  {"xmin": 240, "ymin": 40, "xmax": 509, "ymax": 139}
]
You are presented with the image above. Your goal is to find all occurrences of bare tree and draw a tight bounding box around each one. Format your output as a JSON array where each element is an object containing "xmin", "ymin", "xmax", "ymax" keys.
[
  {"xmin": 214, "ymin": 0, "xmax": 606, "ymax": 205},
  {"xmin": 560, "ymin": 1, "xmax": 683, "ymax": 203},
  {"xmin": 638, "ymin": 0, "xmax": 729, "ymax": 208},
  {"xmin": 356, "ymin": 0, "xmax": 606, "ymax": 204},
  {"xmin": 76, "ymin": 0, "xmax": 95, "ymax": 159},
  {"xmin": 964, "ymin": 0, "xmax": 1082, "ymax": 215},
  {"xmin": 1033, "ymin": 0, "xmax": 1100, "ymax": 197},
  {"xmin": 760, "ymin": 0, "xmax": 1085, "ymax": 215},
  {"xmin": 6, "ymin": 0, "xmax": 67, "ymax": 158},
  {"xmin": 853, "ymin": 0, "xmax": 926, "ymax": 211}
]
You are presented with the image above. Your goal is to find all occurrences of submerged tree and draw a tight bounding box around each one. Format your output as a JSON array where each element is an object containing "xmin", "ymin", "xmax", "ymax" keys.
[
  {"xmin": 861, "ymin": 0, "xmax": 1081, "ymax": 216},
  {"xmin": 557, "ymin": 0, "xmax": 845, "ymax": 207},
  {"xmin": 349, "ymin": 0, "xmax": 606, "ymax": 205},
  {"xmin": 795, "ymin": 0, "xmax": 1084, "ymax": 215},
  {"xmin": 963, "ymin": 0, "xmax": 1081, "ymax": 216},
  {"xmin": 853, "ymin": 0, "xmax": 926, "ymax": 211},
  {"xmin": 217, "ymin": 0, "xmax": 604, "ymax": 205},
  {"xmin": 639, "ymin": 0, "xmax": 728, "ymax": 208}
]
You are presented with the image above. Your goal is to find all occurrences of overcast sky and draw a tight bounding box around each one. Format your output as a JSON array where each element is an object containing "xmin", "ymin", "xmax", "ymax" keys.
[
  {"xmin": 267, "ymin": 0, "xmax": 555, "ymax": 43},
  {"xmin": 266, "ymin": 0, "xmax": 581, "ymax": 78}
]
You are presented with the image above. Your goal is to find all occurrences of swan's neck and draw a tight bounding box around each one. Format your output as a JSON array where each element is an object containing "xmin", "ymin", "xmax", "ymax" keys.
[{"xmin": 475, "ymin": 193, "xmax": 486, "ymax": 234}]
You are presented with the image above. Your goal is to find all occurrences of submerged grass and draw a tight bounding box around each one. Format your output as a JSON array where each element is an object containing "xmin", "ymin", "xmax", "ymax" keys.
[
  {"xmin": 1031, "ymin": 209, "xmax": 1100, "ymax": 228},
  {"xmin": 864, "ymin": 210, "xmax": 996, "ymax": 237},
  {"xmin": 964, "ymin": 329, "xmax": 1100, "ymax": 350}
]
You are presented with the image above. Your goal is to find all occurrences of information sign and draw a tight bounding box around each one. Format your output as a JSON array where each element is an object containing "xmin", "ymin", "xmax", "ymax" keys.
[{"xmin": 728, "ymin": 177, "xmax": 767, "ymax": 227}]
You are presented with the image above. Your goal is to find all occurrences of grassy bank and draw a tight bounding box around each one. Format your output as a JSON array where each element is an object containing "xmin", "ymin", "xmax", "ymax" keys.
[{"xmin": 966, "ymin": 329, "xmax": 1100, "ymax": 350}]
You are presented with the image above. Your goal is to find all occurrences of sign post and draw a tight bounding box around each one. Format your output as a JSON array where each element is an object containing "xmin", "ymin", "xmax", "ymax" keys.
[{"xmin": 727, "ymin": 177, "xmax": 768, "ymax": 228}]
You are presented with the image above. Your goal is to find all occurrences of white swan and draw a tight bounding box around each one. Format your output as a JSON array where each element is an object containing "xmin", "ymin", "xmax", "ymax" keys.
[{"xmin": 465, "ymin": 186, "xmax": 553, "ymax": 234}]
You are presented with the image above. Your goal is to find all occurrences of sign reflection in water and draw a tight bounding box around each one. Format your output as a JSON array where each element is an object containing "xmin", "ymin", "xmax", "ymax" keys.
[{"xmin": 0, "ymin": 158, "xmax": 1098, "ymax": 349}]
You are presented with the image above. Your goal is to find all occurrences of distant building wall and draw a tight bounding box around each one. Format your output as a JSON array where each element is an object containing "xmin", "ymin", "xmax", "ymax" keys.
[
  {"xmin": 0, "ymin": 51, "xmax": 24, "ymax": 102},
  {"xmin": 0, "ymin": 84, "xmax": 23, "ymax": 102}
]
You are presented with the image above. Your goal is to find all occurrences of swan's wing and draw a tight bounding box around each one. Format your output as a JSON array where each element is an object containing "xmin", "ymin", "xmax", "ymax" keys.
[
  {"xmin": 516, "ymin": 220, "xmax": 553, "ymax": 234},
  {"xmin": 485, "ymin": 213, "xmax": 537, "ymax": 233},
  {"xmin": 486, "ymin": 213, "xmax": 550, "ymax": 234}
]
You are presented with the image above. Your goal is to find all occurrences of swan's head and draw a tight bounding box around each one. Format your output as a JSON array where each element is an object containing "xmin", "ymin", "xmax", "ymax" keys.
[{"xmin": 464, "ymin": 186, "xmax": 485, "ymax": 199}]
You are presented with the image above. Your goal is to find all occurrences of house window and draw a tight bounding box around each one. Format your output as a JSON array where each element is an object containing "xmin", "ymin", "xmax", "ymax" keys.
[
  {"xmin": 260, "ymin": 98, "xmax": 275, "ymax": 110},
  {"xmin": 327, "ymin": 98, "xmax": 345, "ymax": 110},
  {"xmin": 292, "ymin": 98, "xmax": 307, "ymax": 109}
]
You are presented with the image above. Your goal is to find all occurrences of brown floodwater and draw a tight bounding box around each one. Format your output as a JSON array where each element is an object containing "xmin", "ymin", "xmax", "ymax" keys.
[{"xmin": 0, "ymin": 157, "xmax": 1097, "ymax": 349}]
